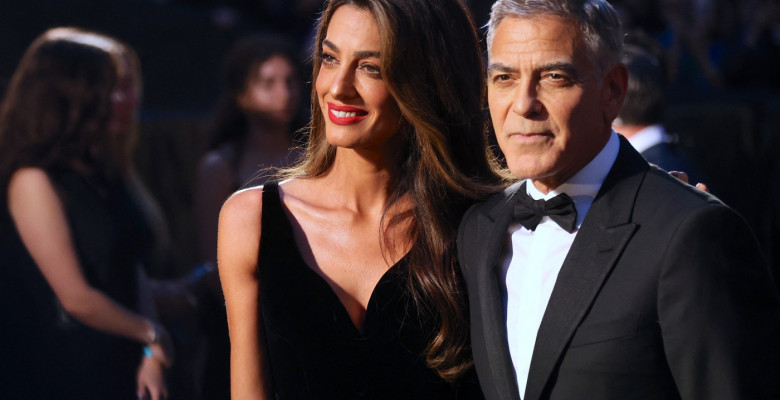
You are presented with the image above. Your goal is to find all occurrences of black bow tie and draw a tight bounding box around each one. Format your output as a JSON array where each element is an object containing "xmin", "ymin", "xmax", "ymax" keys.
[{"xmin": 513, "ymin": 182, "xmax": 578, "ymax": 233}]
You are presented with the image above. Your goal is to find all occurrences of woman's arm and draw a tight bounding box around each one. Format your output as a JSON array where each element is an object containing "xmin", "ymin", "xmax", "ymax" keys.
[
  {"xmin": 7, "ymin": 168, "xmax": 171, "ymax": 365},
  {"xmin": 218, "ymin": 187, "xmax": 271, "ymax": 399},
  {"xmin": 135, "ymin": 266, "xmax": 173, "ymax": 400}
]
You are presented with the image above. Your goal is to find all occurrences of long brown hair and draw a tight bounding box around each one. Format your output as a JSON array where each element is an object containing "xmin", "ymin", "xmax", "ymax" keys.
[
  {"xmin": 282, "ymin": 0, "xmax": 506, "ymax": 380},
  {"xmin": 0, "ymin": 28, "xmax": 172, "ymax": 269},
  {"xmin": 0, "ymin": 27, "xmax": 125, "ymax": 182}
]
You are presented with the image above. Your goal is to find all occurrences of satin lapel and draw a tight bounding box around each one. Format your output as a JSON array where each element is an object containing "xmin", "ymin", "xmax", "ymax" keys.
[
  {"xmin": 475, "ymin": 182, "xmax": 524, "ymax": 400},
  {"xmin": 523, "ymin": 138, "xmax": 648, "ymax": 400}
]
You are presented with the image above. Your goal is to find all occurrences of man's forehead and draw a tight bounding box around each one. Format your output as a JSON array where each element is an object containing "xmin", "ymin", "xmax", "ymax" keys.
[
  {"xmin": 493, "ymin": 15, "xmax": 579, "ymax": 44},
  {"xmin": 489, "ymin": 15, "xmax": 581, "ymax": 62}
]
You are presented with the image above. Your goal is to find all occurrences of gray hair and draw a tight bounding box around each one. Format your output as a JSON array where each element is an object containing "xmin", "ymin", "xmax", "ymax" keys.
[{"xmin": 486, "ymin": 0, "xmax": 623, "ymax": 73}]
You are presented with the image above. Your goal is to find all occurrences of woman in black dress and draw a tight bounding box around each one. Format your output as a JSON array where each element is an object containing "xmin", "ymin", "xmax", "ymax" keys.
[
  {"xmin": 192, "ymin": 34, "xmax": 306, "ymax": 400},
  {"xmin": 218, "ymin": 0, "xmax": 505, "ymax": 398},
  {"xmin": 0, "ymin": 28, "xmax": 173, "ymax": 400}
]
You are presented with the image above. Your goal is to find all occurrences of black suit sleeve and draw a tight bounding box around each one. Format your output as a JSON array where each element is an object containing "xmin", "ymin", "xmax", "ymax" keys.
[
  {"xmin": 658, "ymin": 203, "xmax": 780, "ymax": 400},
  {"xmin": 457, "ymin": 203, "xmax": 480, "ymax": 277}
]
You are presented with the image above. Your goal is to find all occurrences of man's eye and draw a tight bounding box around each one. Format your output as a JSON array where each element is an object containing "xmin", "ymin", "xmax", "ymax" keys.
[
  {"xmin": 491, "ymin": 74, "xmax": 512, "ymax": 84},
  {"xmin": 543, "ymin": 72, "xmax": 573, "ymax": 87},
  {"xmin": 547, "ymin": 72, "xmax": 572, "ymax": 81}
]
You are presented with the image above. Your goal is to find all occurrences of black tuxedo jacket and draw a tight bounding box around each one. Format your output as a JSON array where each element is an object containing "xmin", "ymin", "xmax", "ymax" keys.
[{"xmin": 457, "ymin": 137, "xmax": 780, "ymax": 400}]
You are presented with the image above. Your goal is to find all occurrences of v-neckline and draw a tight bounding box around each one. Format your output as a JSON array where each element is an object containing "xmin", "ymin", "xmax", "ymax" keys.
[
  {"xmin": 296, "ymin": 250, "xmax": 406, "ymax": 336},
  {"xmin": 272, "ymin": 185, "xmax": 409, "ymax": 336}
]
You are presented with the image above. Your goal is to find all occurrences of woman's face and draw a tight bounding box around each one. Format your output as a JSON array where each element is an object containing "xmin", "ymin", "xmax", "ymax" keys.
[
  {"xmin": 315, "ymin": 5, "xmax": 401, "ymax": 151},
  {"xmin": 238, "ymin": 54, "xmax": 301, "ymax": 126}
]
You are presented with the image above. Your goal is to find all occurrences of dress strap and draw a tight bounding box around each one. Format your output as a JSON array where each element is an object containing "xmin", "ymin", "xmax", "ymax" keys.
[
  {"xmin": 258, "ymin": 181, "xmax": 294, "ymax": 259},
  {"xmin": 261, "ymin": 181, "xmax": 280, "ymax": 209},
  {"xmin": 261, "ymin": 181, "xmax": 285, "ymax": 230}
]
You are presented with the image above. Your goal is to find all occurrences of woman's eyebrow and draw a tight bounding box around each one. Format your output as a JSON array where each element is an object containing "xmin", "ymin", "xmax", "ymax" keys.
[{"xmin": 322, "ymin": 39, "xmax": 380, "ymax": 59}]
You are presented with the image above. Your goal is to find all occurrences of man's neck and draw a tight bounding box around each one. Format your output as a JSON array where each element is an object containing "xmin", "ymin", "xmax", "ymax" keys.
[{"xmin": 530, "ymin": 130, "xmax": 621, "ymax": 196}]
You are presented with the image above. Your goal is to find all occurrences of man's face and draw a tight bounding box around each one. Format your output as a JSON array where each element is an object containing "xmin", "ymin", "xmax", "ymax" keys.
[{"xmin": 487, "ymin": 15, "xmax": 626, "ymax": 192}]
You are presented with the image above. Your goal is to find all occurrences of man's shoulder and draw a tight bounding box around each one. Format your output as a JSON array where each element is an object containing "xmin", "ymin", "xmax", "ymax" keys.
[
  {"xmin": 458, "ymin": 181, "xmax": 520, "ymax": 238},
  {"xmin": 641, "ymin": 143, "xmax": 706, "ymax": 183},
  {"xmin": 633, "ymin": 165, "xmax": 727, "ymax": 220},
  {"xmin": 466, "ymin": 181, "xmax": 522, "ymax": 216}
]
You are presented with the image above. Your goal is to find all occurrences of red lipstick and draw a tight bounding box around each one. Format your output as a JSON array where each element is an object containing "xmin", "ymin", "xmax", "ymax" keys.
[{"xmin": 327, "ymin": 102, "xmax": 368, "ymax": 125}]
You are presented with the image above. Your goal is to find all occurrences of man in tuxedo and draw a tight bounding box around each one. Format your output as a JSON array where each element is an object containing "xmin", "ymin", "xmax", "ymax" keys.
[
  {"xmin": 612, "ymin": 41, "xmax": 705, "ymax": 185},
  {"xmin": 457, "ymin": 1, "xmax": 780, "ymax": 399}
]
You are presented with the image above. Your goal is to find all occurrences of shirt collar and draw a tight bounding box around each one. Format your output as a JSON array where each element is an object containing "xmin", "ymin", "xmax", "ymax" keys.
[
  {"xmin": 526, "ymin": 130, "xmax": 620, "ymax": 201},
  {"xmin": 626, "ymin": 124, "xmax": 668, "ymax": 153}
]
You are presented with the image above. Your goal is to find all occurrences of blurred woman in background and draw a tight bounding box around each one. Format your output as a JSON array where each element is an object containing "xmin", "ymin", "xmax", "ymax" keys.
[
  {"xmin": 0, "ymin": 27, "xmax": 173, "ymax": 400},
  {"xmin": 194, "ymin": 33, "xmax": 305, "ymax": 265}
]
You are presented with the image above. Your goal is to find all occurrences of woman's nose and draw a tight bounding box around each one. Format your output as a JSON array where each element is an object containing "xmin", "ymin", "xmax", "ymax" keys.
[{"xmin": 329, "ymin": 67, "xmax": 357, "ymax": 99}]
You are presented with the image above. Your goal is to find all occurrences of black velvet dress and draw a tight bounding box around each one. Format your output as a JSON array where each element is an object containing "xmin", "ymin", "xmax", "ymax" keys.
[
  {"xmin": 257, "ymin": 182, "xmax": 484, "ymax": 399},
  {"xmin": 0, "ymin": 167, "xmax": 151, "ymax": 400}
]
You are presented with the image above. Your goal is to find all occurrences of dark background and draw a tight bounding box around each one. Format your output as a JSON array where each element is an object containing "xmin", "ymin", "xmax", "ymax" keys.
[{"xmin": 1, "ymin": 0, "xmax": 778, "ymax": 284}]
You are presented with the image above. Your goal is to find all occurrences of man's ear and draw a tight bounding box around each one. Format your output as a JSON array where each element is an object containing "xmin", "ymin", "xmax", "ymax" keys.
[{"xmin": 602, "ymin": 63, "xmax": 628, "ymax": 123}]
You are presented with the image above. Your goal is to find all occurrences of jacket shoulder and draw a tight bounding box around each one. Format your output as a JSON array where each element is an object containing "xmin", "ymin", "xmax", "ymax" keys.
[{"xmin": 461, "ymin": 181, "xmax": 521, "ymax": 226}]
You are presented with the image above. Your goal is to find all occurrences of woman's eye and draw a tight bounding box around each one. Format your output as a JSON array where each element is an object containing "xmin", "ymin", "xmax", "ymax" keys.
[
  {"xmin": 360, "ymin": 63, "xmax": 381, "ymax": 76},
  {"xmin": 320, "ymin": 53, "xmax": 337, "ymax": 65}
]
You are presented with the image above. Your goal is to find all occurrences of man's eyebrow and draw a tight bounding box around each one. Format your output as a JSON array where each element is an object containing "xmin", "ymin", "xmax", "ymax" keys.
[
  {"xmin": 322, "ymin": 39, "xmax": 380, "ymax": 59},
  {"xmin": 538, "ymin": 62, "xmax": 579, "ymax": 77},
  {"xmin": 487, "ymin": 62, "xmax": 517, "ymax": 75},
  {"xmin": 487, "ymin": 61, "xmax": 580, "ymax": 77}
]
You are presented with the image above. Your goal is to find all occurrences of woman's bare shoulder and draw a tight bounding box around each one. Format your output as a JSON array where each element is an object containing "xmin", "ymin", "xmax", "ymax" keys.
[
  {"xmin": 220, "ymin": 186, "xmax": 264, "ymax": 231},
  {"xmin": 276, "ymin": 177, "xmax": 324, "ymax": 210},
  {"xmin": 217, "ymin": 186, "xmax": 264, "ymax": 274},
  {"xmin": 7, "ymin": 167, "xmax": 58, "ymax": 205},
  {"xmin": 8, "ymin": 166, "xmax": 50, "ymax": 187}
]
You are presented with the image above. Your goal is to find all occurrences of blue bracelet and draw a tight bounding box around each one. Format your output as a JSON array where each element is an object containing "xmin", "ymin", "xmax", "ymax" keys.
[{"xmin": 143, "ymin": 346, "xmax": 154, "ymax": 358}]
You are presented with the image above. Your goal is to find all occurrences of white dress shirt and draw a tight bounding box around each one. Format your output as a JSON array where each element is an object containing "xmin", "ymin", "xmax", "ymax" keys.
[
  {"xmin": 500, "ymin": 131, "xmax": 620, "ymax": 397},
  {"xmin": 625, "ymin": 123, "xmax": 669, "ymax": 153}
]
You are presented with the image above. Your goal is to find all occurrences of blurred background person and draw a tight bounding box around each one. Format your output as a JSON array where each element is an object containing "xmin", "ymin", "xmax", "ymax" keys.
[
  {"xmin": 191, "ymin": 33, "xmax": 305, "ymax": 400},
  {"xmin": 613, "ymin": 34, "xmax": 706, "ymax": 186},
  {"xmin": 194, "ymin": 33, "xmax": 304, "ymax": 266},
  {"xmin": 0, "ymin": 27, "xmax": 173, "ymax": 400}
]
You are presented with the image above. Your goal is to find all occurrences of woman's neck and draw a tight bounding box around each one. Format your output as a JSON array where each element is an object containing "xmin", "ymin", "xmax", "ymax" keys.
[{"xmin": 317, "ymin": 147, "xmax": 400, "ymax": 215}]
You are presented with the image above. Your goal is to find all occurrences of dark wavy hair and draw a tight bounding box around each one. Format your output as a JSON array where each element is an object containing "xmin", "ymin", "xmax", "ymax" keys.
[
  {"xmin": 281, "ymin": 0, "xmax": 506, "ymax": 380},
  {"xmin": 0, "ymin": 27, "xmax": 123, "ymax": 183},
  {"xmin": 207, "ymin": 34, "xmax": 303, "ymax": 151}
]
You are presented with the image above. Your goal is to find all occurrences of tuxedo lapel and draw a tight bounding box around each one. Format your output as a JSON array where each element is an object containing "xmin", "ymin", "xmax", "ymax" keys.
[
  {"xmin": 523, "ymin": 138, "xmax": 648, "ymax": 400},
  {"xmin": 474, "ymin": 183, "xmax": 524, "ymax": 400}
]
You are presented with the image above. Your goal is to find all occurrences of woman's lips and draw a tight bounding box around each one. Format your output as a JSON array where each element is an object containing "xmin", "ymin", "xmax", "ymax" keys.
[{"xmin": 327, "ymin": 102, "xmax": 368, "ymax": 125}]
